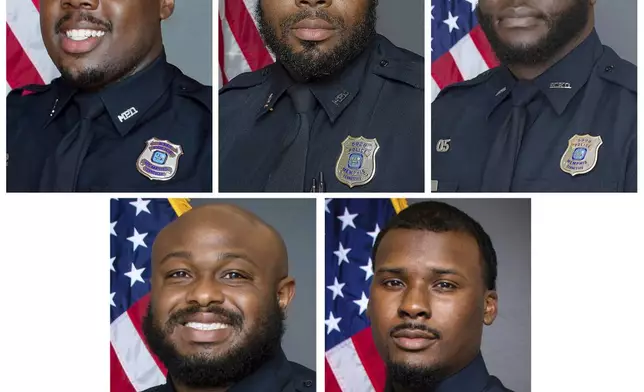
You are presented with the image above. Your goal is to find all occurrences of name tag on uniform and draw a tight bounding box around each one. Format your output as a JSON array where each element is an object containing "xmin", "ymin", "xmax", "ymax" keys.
[
  {"xmin": 335, "ymin": 136, "xmax": 379, "ymax": 188},
  {"xmin": 559, "ymin": 134, "xmax": 603, "ymax": 176}
]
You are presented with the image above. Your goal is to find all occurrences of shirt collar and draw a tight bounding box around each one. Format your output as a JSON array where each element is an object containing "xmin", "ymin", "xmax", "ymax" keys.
[
  {"xmin": 257, "ymin": 37, "xmax": 375, "ymax": 123},
  {"xmin": 486, "ymin": 29, "xmax": 604, "ymax": 117},
  {"xmin": 531, "ymin": 29, "xmax": 603, "ymax": 114},
  {"xmin": 384, "ymin": 353, "xmax": 491, "ymax": 392},
  {"xmin": 51, "ymin": 50, "xmax": 175, "ymax": 136}
]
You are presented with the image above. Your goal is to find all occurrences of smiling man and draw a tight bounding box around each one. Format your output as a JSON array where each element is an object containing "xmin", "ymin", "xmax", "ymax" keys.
[
  {"xmin": 219, "ymin": 0, "xmax": 424, "ymax": 192},
  {"xmin": 141, "ymin": 204, "xmax": 315, "ymax": 392},
  {"xmin": 431, "ymin": 0, "xmax": 636, "ymax": 193},
  {"xmin": 7, "ymin": 0, "xmax": 212, "ymax": 192},
  {"xmin": 368, "ymin": 201, "xmax": 513, "ymax": 392}
]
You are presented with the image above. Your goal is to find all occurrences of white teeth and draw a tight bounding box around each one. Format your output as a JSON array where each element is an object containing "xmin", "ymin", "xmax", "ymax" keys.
[
  {"xmin": 65, "ymin": 29, "xmax": 105, "ymax": 41},
  {"xmin": 185, "ymin": 322, "xmax": 229, "ymax": 331}
]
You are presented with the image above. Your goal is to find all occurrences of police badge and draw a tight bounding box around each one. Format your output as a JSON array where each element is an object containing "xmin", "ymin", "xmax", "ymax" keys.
[
  {"xmin": 335, "ymin": 136, "xmax": 380, "ymax": 188},
  {"xmin": 136, "ymin": 138, "xmax": 183, "ymax": 181},
  {"xmin": 559, "ymin": 134, "xmax": 603, "ymax": 176}
]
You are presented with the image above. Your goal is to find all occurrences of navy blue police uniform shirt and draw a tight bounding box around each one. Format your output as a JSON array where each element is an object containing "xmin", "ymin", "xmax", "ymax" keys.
[
  {"xmin": 219, "ymin": 34, "xmax": 424, "ymax": 192},
  {"xmin": 6, "ymin": 51, "xmax": 212, "ymax": 192},
  {"xmin": 139, "ymin": 349, "xmax": 316, "ymax": 392},
  {"xmin": 383, "ymin": 353, "xmax": 514, "ymax": 392},
  {"xmin": 432, "ymin": 29, "xmax": 636, "ymax": 192}
]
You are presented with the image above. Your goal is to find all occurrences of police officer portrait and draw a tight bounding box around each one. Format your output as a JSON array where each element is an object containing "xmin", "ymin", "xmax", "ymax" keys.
[
  {"xmin": 110, "ymin": 198, "xmax": 315, "ymax": 392},
  {"xmin": 431, "ymin": 0, "xmax": 637, "ymax": 192},
  {"xmin": 6, "ymin": 0, "xmax": 213, "ymax": 192},
  {"xmin": 219, "ymin": 0, "xmax": 424, "ymax": 192},
  {"xmin": 325, "ymin": 199, "xmax": 530, "ymax": 392}
]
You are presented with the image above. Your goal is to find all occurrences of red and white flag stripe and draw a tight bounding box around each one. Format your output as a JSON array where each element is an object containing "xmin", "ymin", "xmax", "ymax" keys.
[
  {"xmin": 6, "ymin": 0, "xmax": 59, "ymax": 90},
  {"xmin": 110, "ymin": 294, "xmax": 168, "ymax": 392},
  {"xmin": 430, "ymin": 25, "xmax": 499, "ymax": 102},
  {"xmin": 218, "ymin": 0, "xmax": 274, "ymax": 87},
  {"xmin": 325, "ymin": 327, "xmax": 387, "ymax": 392}
]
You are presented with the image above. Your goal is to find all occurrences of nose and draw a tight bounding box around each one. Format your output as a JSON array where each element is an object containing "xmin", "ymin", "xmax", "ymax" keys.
[
  {"xmin": 296, "ymin": 0, "xmax": 332, "ymax": 8},
  {"xmin": 61, "ymin": 0, "xmax": 99, "ymax": 10},
  {"xmin": 185, "ymin": 277, "xmax": 225, "ymax": 307},
  {"xmin": 397, "ymin": 285, "xmax": 431, "ymax": 319}
]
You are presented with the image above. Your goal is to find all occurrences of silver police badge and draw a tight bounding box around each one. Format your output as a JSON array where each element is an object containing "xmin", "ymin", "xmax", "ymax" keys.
[
  {"xmin": 136, "ymin": 138, "xmax": 183, "ymax": 181},
  {"xmin": 335, "ymin": 136, "xmax": 380, "ymax": 188},
  {"xmin": 559, "ymin": 134, "xmax": 603, "ymax": 176}
]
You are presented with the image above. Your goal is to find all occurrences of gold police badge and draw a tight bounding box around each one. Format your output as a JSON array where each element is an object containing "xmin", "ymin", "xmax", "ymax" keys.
[
  {"xmin": 136, "ymin": 137, "xmax": 184, "ymax": 181},
  {"xmin": 559, "ymin": 134, "xmax": 603, "ymax": 176},
  {"xmin": 335, "ymin": 136, "xmax": 380, "ymax": 188}
]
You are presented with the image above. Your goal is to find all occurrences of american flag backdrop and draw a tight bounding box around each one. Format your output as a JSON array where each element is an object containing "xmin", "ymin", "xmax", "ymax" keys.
[
  {"xmin": 431, "ymin": 0, "xmax": 499, "ymax": 102},
  {"xmin": 325, "ymin": 198, "xmax": 408, "ymax": 392},
  {"xmin": 110, "ymin": 198, "xmax": 192, "ymax": 392},
  {"xmin": 6, "ymin": 0, "xmax": 59, "ymax": 90},
  {"xmin": 218, "ymin": 0, "xmax": 274, "ymax": 86}
]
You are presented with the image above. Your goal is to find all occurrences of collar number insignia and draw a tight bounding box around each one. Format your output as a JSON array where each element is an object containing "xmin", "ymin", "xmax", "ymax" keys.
[
  {"xmin": 118, "ymin": 107, "xmax": 138, "ymax": 122},
  {"xmin": 550, "ymin": 82, "xmax": 572, "ymax": 89},
  {"xmin": 335, "ymin": 136, "xmax": 380, "ymax": 188},
  {"xmin": 136, "ymin": 137, "xmax": 183, "ymax": 181},
  {"xmin": 559, "ymin": 134, "xmax": 603, "ymax": 176}
]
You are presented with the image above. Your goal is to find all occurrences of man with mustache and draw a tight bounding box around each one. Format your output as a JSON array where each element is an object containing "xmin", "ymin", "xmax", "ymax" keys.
[
  {"xmin": 431, "ymin": 0, "xmax": 636, "ymax": 192},
  {"xmin": 219, "ymin": 0, "xmax": 424, "ymax": 192},
  {"xmin": 368, "ymin": 201, "xmax": 513, "ymax": 392},
  {"xmin": 140, "ymin": 204, "xmax": 315, "ymax": 392},
  {"xmin": 7, "ymin": 0, "xmax": 212, "ymax": 192}
]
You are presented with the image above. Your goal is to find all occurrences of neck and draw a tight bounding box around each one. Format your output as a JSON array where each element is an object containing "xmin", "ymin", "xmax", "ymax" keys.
[{"xmin": 508, "ymin": 23, "xmax": 594, "ymax": 80}]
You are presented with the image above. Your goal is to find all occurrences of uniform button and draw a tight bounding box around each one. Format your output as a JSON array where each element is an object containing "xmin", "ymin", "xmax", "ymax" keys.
[
  {"xmin": 180, "ymin": 85, "xmax": 187, "ymax": 91},
  {"xmin": 303, "ymin": 380, "xmax": 313, "ymax": 387},
  {"xmin": 379, "ymin": 60, "xmax": 389, "ymax": 67},
  {"xmin": 604, "ymin": 65, "xmax": 615, "ymax": 72}
]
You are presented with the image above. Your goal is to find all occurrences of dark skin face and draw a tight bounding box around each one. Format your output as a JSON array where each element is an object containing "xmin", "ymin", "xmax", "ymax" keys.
[
  {"xmin": 150, "ymin": 205, "xmax": 295, "ymax": 392},
  {"xmin": 368, "ymin": 230, "xmax": 497, "ymax": 390},
  {"xmin": 478, "ymin": 0, "xmax": 596, "ymax": 79},
  {"xmin": 40, "ymin": 0, "xmax": 174, "ymax": 90},
  {"xmin": 259, "ymin": 0, "xmax": 371, "ymax": 76}
]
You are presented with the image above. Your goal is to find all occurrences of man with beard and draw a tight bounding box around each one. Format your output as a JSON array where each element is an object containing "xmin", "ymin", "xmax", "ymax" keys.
[
  {"xmin": 368, "ymin": 201, "xmax": 513, "ymax": 392},
  {"xmin": 140, "ymin": 204, "xmax": 315, "ymax": 392},
  {"xmin": 7, "ymin": 0, "xmax": 212, "ymax": 192},
  {"xmin": 219, "ymin": 0, "xmax": 424, "ymax": 192},
  {"xmin": 431, "ymin": 0, "xmax": 636, "ymax": 192}
]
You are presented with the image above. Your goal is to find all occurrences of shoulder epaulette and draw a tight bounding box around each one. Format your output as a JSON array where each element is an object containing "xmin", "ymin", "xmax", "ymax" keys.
[
  {"xmin": 219, "ymin": 66, "xmax": 270, "ymax": 94},
  {"xmin": 7, "ymin": 83, "xmax": 52, "ymax": 101},
  {"xmin": 371, "ymin": 35, "xmax": 424, "ymax": 90},
  {"xmin": 597, "ymin": 46, "xmax": 636, "ymax": 94},
  {"xmin": 435, "ymin": 67, "xmax": 499, "ymax": 101},
  {"xmin": 173, "ymin": 70, "xmax": 212, "ymax": 112},
  {"xmin": 372, "ymin": 57, "xmax": 424, "ymax": 90},
  {"xmin": 290, "ymin": 361, "xmax": 316, "ymax": 392}
]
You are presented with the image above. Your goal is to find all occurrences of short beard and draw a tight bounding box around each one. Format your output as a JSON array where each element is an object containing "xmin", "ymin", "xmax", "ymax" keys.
[
  {"xmin": 142, "ymin": 300, "xmax": 286, "ymax": 388},
  {"xmin": 256, "ymin": 0, "xmax": 377, "ymax": 81},
  {"xmin": 476, "ymin": 0, "xmax": 590, "ymax": 66},
  {"xmin": 58, "ymin": 47, "xmax": 146, "ymax": 89},
  {"xmin": 387, "ymin": 361, "xmax": 445, "ymax": 392}
]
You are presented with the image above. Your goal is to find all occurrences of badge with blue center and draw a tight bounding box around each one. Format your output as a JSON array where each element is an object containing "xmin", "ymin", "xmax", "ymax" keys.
[
  {"xmin": 137, "ymin": 137, "xmax": 183, "ymax": 181},
  {"xmin": 559, "ymin": 134, "xmax": 602, "ymax": 176},
  {"xmin": 335, "ymin": 136, "xmax": 380, "ymax": 188}
]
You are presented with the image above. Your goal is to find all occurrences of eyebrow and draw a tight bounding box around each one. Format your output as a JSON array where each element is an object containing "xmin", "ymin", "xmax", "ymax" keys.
[
  {"xmin": 217, "ymin": 252, "xmax": 258, "ymax": 267},
  {"xmin": 158, "ymin": 251, "xmax": 258, "ymax": 267},
  {"xmin": 375, "ymin": 266, "xmax": 465, "ymax": 278}
]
